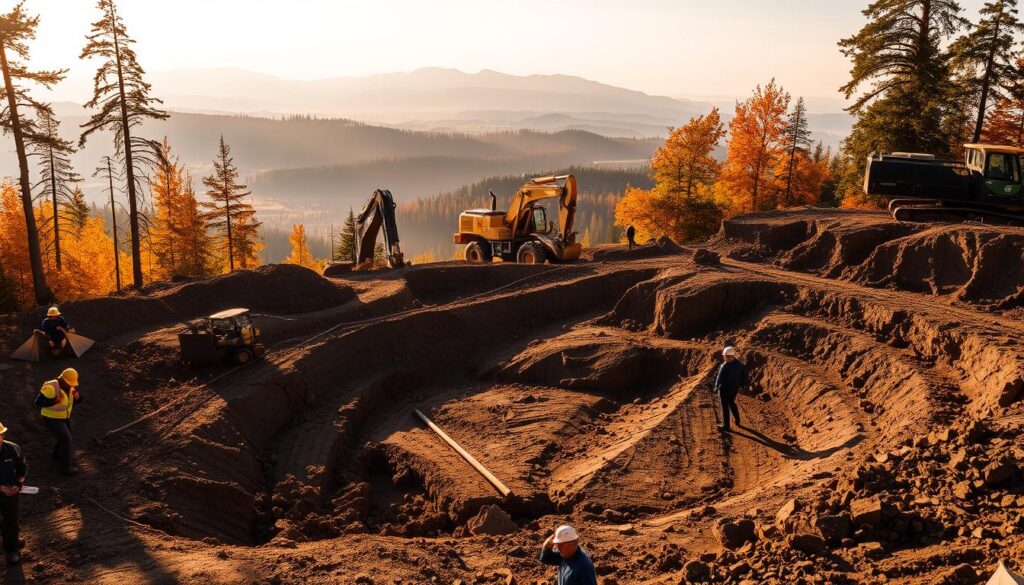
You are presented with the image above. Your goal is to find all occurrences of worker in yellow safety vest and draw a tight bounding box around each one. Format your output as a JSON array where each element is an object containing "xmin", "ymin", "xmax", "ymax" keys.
[{"xmin": 35, "ymin": 369, "xmax": 81, "ymax": 476}]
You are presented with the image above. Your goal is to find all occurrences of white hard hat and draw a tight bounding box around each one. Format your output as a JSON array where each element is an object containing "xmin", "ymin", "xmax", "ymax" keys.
[
  {"xmin": 552, "ymin": 525, "xmax": 579, "ymax": 544},
  {"xmin": 723, "ymin": 346, "xmax": 737, "ymax": 356}
]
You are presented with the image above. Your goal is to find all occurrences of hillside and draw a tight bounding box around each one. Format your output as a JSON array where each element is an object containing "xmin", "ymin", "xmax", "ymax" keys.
[{"xmin": 3, "ymin": 209, "xmax": 1023, "ymax": 583}]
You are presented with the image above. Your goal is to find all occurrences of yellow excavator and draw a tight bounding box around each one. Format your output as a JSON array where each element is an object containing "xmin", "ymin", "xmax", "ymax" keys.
[{"xmin": 453, "ymin": 174, "xmax": 581, "ymax": 264}]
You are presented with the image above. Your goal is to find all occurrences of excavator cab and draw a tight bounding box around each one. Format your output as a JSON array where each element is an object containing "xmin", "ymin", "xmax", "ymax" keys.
[{"xmin": 453, "ymin": 174, "xmax": 581, "ymax": 264}]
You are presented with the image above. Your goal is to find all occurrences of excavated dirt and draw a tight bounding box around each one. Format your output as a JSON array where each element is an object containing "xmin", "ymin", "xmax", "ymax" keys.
[{"xmin": 3, "ymin": 208, "xmax": 1024, "ymax": 584}]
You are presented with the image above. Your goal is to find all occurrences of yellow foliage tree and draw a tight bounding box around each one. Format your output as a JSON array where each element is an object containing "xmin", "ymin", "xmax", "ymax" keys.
[
  {"xmin": 716, "ymin": 80, "xmax": 791, "ymax": 213},
  {"xmin": 285, "ymin": 224, "xmax": 322, "ymax": 270},
  {"xmin": 615, "ymin": 108, "xmax": 726, "ymax": 243}
]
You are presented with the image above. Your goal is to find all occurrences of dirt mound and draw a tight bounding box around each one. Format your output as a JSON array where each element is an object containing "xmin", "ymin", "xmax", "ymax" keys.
[
  {"xmin": 16, "ymin": 264, "xmax": 356, "ymax": 340},
  {"xmin": 466, "ymin": 505, "xmax": 518, "ymax": 536},
  {"xmin": 591, "ymin": 235, "xmax": 683, "ymax": 261},
  {"xmin": 849, "ymin": 226, "xmax": 1024, "ymax": 309}
]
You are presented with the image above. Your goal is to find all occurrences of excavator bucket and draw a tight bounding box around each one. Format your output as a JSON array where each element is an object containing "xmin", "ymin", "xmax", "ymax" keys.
[
  {"xmin": 10, "ymin": 331, "xmax": 43, "ymax": 362},
  {"xmin": 66, "ymin": 332, "xmax": 95, "ymax": 357}
]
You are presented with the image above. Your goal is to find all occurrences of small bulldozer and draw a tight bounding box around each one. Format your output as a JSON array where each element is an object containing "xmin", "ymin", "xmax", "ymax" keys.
[{"xmin": 177, "ymin": 308, "xmax": 266, "ymax": 365}]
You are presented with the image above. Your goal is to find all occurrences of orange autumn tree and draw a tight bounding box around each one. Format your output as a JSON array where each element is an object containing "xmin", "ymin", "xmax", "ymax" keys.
[
  {"xmin": 984, "ymin": 96, "xmax": 1024, "ymax": 147},
  {"xmin": 615, "ymin": 109, "xmax": 727, "ymax": 243},
  {"xmin": 716, "ymin": 80, "xmax": 791, "ymax": 213},
  {"xmin": 285, "ymin": 224, "xmax": 321, "ymax": 270},
  {"xmin": 149, "ymin": 139, "xmax": 215, "ymax": 279},
  {"xmin": 0, "ymin": 181, "xmax": 32, "ymax": 307}
]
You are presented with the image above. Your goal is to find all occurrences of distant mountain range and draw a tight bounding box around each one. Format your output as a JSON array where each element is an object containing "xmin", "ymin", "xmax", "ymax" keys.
[{"xmin": 51, "ymin": 67, "xmax": 852, "ymax": 141}]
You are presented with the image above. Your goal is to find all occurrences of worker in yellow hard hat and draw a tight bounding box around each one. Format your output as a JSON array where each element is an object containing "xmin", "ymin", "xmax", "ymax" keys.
[
  {"xmin": 35, "ymin": 369, "xmax": 81, "ymax": 475},
  {"xmin": 40, "ymin": 306, "xmax": 71, "ymax": 357}
]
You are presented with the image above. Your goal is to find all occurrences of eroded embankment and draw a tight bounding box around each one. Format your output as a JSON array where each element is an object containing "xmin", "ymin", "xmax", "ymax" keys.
[
  {"xmin": 714, "ymin": 208, "xmax": 1024, "ymax": 311},
  {"xmin": 126, "ymin": 265, "xmax": 658, "ymax": 544}
]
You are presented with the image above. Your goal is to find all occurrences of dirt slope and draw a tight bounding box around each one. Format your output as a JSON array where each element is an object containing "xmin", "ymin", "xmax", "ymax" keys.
[{"xmin": 2, "ymin": 209, "xmax": 1024, "ymax": 584}]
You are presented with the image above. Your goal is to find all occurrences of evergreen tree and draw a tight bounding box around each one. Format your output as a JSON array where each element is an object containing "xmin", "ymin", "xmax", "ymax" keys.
[
  {"xmin": 80, "ymin": 0, "xmax": 168, "ymax": 288},
  {"xmin": 202, "ymin": 135, "xmax": 261, "ymax": 271},
  {"xmin": 837, "ymin": 0, "xmax": 968, "ymax": 203},
  {"xmin": 94, "ymin": 155, "xmax": 123, "ymax": 290},
  {"xmin": 32, "ymin": 110, "xmax": 81, "ymax": 271},
  {"xmin": 780, "ymin": 97, "xmax": 814, "ymax": 206},
  {"xmin": 150, "ymin": 138, "xmax": 185, "ymax": 276},
  {"xmin": 336, "ymin": 207, "xmax": 357, "ymax": 261},
  {"xmin": 0, "ymin": 2, "xmax": 63, "ymax": 304},
  {"xmin": 174, "ymin": 176, "xmax": 215, "ymax": 276},
  {"xmin": 950, "ymin": 0, "xmax": 1024, "ymax": 142},
  {"xmin": 64, "ymin": 186, "xmax": 90, "ymax": 233}
]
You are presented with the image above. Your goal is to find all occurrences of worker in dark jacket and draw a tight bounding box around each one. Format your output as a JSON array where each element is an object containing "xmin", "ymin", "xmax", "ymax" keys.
[
  {"xmin": 40, "ymin": 306, "xmax": 70, "ymax": 356},
  {"xmin": 626, "ymin": 225, "xmax": 637, "ymax": 250},
  {"xmin": 539, "ymin": 525, "xmax": 597, "ymax": 585},
  {"xmin": 714, "ymin": 346, "xmax": 749, "ymax": 432},
  {"xmin": 0, "ymin": 421, "xmax": 27, "ymax": 564}
]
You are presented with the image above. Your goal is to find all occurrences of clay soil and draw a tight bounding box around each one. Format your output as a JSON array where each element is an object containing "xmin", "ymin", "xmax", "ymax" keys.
[{"xmin": 2, "ymin": 208, "xmax": 1024, "ymax": 584}]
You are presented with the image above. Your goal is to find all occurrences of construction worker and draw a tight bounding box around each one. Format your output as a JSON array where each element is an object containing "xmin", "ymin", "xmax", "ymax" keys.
[
  {"xmin": 626, "ymin": 225, "xmax": 637, "ymax": 250},
  {"xmin": 40, "ymin": 306, "xmax": 70, "ymax": 356},
  {"xmin": 714, "ymin": 346, "xmax": 748, "ymax": 433},
  {"xmin": 0, "ymin": 421, "xmax": 27, "ymax": 564},
  {"xmin": 539, "ymin": 525, "xmax": 597, "ymax": 585},
  {"xmin": 36, "ymin": 368, "xmax": 81, "ymax": 475}
]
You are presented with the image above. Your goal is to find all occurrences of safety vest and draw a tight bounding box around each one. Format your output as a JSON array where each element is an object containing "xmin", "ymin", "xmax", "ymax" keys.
[{"xmin": 39, "ymin": 379, "xmax": 74, "ymax": 420}]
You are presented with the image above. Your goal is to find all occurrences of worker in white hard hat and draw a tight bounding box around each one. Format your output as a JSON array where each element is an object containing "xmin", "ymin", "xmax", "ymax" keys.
[
  {"xmin": 714, "ymin": 346, "xmax": 749, "ymax": 433},
  {"xmin": 40, "ymin": 306, "xmax": 71, "ymax": 356},
  {"xmin": 0, "ymin": 421, "xmax": 27, "ymax": 564},
  {"xmin": 539, "ymin": 524, "xmax": 597, "ymax": 585}
]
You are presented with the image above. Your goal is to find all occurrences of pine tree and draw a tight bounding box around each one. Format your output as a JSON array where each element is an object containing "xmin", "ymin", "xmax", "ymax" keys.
[
  {"xmin": 837, "ymin": 0, "xmax": 968, "ymax": 203},
  {"xmin": 64, "ymin": 186, "xmax": 90, "ymax": 233},
  {"xmin": 202, "ymin": 135, "xmax": 261, "ymax": 271},
  {"xmin": 950, "ymin": 0, "xmax": 1024, "ymax": 142},
  {"xmin": 0, "ymin": 3, "xmax": 63, "ymax": 304},
  {"xmin": 150, "ymin": 138, "xmax": 186, "ymax": 277},
  {"xmin": 780, "ymin": 97, "xmax": 814, "ymax": 207},
  {"xmin": 336, "ymin": 207, "xmax": 357, "ymax": 261},
  {"xmin": 80, "ymin": 0, "xmax": 168, "ymax": 288},
  {"xmin": 174, "ymin": 176, "xmax": 214, "ymax": 276},
  {"xmin": 32, "ymin": 110, "xmax": 81, "ymax": 271}
]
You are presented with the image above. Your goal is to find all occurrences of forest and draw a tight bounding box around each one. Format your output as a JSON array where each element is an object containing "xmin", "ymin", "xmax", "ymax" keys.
[{"xmin": 2, "ymin": 0, "xmax": 1023, "ymax": 309}]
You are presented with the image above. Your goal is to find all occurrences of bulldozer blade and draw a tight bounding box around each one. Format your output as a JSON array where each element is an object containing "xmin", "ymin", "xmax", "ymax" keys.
[
  {"xmin": 10, "ymin": 332, "xmax": 41, "ymax": 362},
  {"xmin": 66, "ymin": 332, "xmax": 95, "ymax": 358}
]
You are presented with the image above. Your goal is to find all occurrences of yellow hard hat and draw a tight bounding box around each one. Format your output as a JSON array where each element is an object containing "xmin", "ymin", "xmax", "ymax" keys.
[
  {"xmin": 59, "ymin": 368, "xmax": 79, "ymax": 387},
  {"xmin": 47, "ymin": 306, "xmax": 60, "ymax": 317},
  {"xmin": 0, "ymin": 421, "xmax": 7, "ymax": 434}
]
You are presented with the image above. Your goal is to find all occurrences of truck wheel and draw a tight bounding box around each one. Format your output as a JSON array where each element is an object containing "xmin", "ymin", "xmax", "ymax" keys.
[
  {"xmin": 517, "ymin": 242, "xmax": 546, "ymax": 264},
  {"xmin": 465, "ymin": 241, "xmax": 491, "ymax": 263},
  {"xmin": 234, "ymin": 347, "xmax": 254, "ymax": 365}
]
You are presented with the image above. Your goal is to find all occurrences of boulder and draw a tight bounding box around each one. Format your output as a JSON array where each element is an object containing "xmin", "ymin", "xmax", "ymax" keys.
[
  {"xmin": 983, "ymin": 461, "xmax": 1018, "ymax": 487},
  {"xmin": 715, "ymin": 518, "xmax": 757, "ymax": 549},
  {"xmin": 692, "ymin": 248, "xmax": 721, "ymax": 266},
  {"xmin": 775, "ymin": 498, "xmax": 801, "ymax": 528},
  {"xmin": 789, "ymin": 533, "xmax": 827, "ymax": 555},
  {"xmin": 466, "ymin": 505, "xmax": 518, "ymax": 536},
  {"xmin": 682, "ymin": 559, "xmax": 711, "ymax": 582},
  {"xmin": 814, "ymin": 513, "xmax": 851, "ymax": 544},
  {"xmin": 850, "ymin": 496, "xmax": 883, "ymax": 527}
]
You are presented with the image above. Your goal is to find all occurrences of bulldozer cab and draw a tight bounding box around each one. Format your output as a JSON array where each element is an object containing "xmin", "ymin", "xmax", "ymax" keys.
[
  {"xmin": 964, "ymin": 144, "xmax": 1024, "ymax": 199},
  {"xmin": 179, "ymin": 308, "xmax": 265, "ymax": 365}
]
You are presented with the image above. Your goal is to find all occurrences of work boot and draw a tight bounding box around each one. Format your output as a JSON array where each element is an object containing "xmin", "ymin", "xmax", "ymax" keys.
[{"xmin": 5, "ymin": 551, "xmax": 20, "ymax": 564}]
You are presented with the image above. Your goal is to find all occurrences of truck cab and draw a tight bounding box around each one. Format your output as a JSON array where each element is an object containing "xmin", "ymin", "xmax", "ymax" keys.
[{"xmin": 963, "ymin": 144, "xmax": 1024, "ymax": 200}]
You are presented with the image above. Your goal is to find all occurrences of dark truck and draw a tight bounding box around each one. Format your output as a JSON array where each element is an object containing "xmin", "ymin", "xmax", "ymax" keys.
[{"xmin": 865, "ymin": 144, "xmax": 1024, "ymax": 224}]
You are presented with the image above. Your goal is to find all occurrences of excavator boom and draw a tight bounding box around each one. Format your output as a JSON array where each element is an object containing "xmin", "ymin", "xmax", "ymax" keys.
[{"xmin": 355, "ymin": 189, "xmax": 405, "ymax": 268}]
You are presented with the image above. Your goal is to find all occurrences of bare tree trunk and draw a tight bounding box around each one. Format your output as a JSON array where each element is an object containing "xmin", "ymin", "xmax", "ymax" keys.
[
  {"xmin": 107, "ymin": 158, "xmax": 121, "ymax": 291},
  {"xmin": 49, "ymin": 145, "xmax": 62, "ymax": 271},
  {"xmin": 111, "ymin": 2, "xmax": 143, "ymax": 288},
  {"xmin": 973, "ymin": 7, "xmax": 1003, "ymax": 143},
  {"xmin": 0, "ymin": 42, "xmax": 51, "ymax": 305}
]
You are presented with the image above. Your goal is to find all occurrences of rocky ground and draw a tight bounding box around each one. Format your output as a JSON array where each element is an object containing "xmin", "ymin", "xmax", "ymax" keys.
[{"xmin": 1, "ymin": 208, "xmax": 1023, "ymax": 584}]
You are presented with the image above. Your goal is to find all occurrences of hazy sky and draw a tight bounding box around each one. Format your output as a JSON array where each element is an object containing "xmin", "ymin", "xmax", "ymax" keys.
[{"xmin": 27, "ymin": 0, "xmax": 992, "ymax": 101}]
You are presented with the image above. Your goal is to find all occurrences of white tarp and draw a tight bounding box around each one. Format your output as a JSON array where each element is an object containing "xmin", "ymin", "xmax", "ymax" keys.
[{"xmin": 988, "ymin": 562, "xmax": 1024, "ymax": 585}]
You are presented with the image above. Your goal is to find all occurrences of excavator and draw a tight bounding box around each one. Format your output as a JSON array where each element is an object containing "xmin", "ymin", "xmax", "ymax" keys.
[
  {"xmin": 324, "ymin": 189, "xmax": 406, "ymax": 276},
  {"xmin": 453, "ymin": 174, "xmax": 581, "ymax": 264},
  {"xmin": 864, "ymin": 143, "xmax": 1024, "ymax": 224}
]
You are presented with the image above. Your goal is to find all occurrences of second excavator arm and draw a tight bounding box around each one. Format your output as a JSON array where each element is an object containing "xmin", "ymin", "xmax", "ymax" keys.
[{"xmin": 355, "ymin": 189, "xmax": 405, "ymax": 268}]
